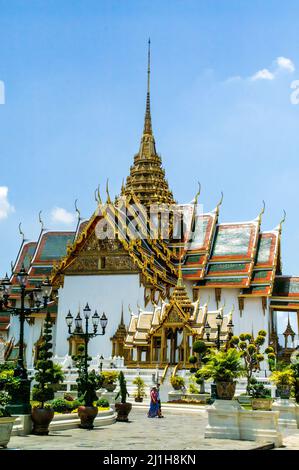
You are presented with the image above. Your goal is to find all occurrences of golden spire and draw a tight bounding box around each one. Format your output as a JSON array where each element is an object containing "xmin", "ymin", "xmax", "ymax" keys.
[
  {"xmin": 143, "ymin": 38, "xmax": 152, "ymax": 136},
  {"xmin": 122, "ymin": 40, "xmax": 175, "ymax": 208}
]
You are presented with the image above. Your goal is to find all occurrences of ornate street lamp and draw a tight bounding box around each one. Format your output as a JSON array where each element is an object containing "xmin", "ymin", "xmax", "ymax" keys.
[
  {"xmin": 204, "ymin": 320, "xmax": 211, "ymax": 342},
  {"xmin": 215, "ymin": 311, "xmax": 223, "ymax": 350},
  {"xmin": 0, "ymin": 265, "xmax": 52, "ymax": 414},
  {"xmin": 66, "ymin": 303, "xmax": 108, "ymax": 387}
]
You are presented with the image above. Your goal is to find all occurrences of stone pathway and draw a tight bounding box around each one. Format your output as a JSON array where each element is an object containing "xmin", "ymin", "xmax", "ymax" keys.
[{"xmin": 4, "ymin": 406, "xmax": 274, "ymax": 450}]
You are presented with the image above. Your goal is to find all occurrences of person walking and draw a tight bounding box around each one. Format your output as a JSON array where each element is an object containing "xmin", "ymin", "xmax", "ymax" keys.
[{"xmin": 148, "ymin": 386, "xmax": 159, "ymax": 418}]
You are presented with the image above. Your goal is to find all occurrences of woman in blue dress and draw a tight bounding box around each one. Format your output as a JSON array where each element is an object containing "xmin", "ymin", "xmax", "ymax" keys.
[{"xmin": 148, "ymin": 386, "xmax": 159, "ymax": 418}]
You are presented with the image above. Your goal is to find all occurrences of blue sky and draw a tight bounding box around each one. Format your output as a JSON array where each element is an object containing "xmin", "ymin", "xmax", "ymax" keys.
[{"xmin": 1, "ymin": 0, "xmax": 299, "ymax": 275}]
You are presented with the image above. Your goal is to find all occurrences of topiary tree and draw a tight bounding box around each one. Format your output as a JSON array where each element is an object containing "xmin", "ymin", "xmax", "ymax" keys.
[
  {"xmin": 116, "ymin": 371, "xmax": 129, "ymax": 403},
  {"xmin": 230, "ymin": 330, "xmax": 275, "ymax": 393},
  {"xmin": 32, "ymin": 312, "xmax": 64, "ymax": 408},
  {"xmin": 188, "ymin": 340, "xmax": 208, "ymax": 393},
  {"xmin": 72, "ymin": 345, "xmax": 102, "ymax": 406}
]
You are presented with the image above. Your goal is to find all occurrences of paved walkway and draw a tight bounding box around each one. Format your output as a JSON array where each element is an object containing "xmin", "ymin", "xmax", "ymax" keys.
[{"xmin": 5, "ymin": 406, "xmax": 272, "ymax": 450}]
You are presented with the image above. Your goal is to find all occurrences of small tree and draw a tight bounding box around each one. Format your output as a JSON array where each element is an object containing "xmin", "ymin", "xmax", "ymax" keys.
[
  {"xmin": 72, "ymin": 345, "xmax": 102, "ymax": 406},
  {"xmin": 116, "ymin": 371, "xmax": 129, "ymax": 404},
  {"xmin": 32, "ymin": 313, "xmax": 64, "ymax": 408},
  {"xmin": 132, "ymin": 376, "xmax": 146, "ymax": 399},
  {"xmin": 230, "ymin": 330, "xmax": 275, "ymax": 393},
  {"xmin": 188, "ymin": 340, "xmax": 208, "ymax": 393}
]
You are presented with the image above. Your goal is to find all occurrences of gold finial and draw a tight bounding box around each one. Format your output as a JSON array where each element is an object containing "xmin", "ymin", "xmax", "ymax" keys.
[
  {"xmin": 121, "ymin": 178, "xmax": 125, "ymax": 195},
  {"xmin": 279, "ymin": 209, "xmax": 286, "ymax": 232},
  {"xmin": 194, "ymin": 182, "xmax": 201, "ymax": 205},
  {"xmin": 38, "ymin": 210, "xmax": 44, "ymax": 231},
  {"xmin": 143, "ymin": 38, "xmax": 152, "ymax": 136},
  {"xmin": 216, "ymin": 191, "xmax": 224, "ymax": 213},
  {"xmin": 97, "ymin": 184, "xmax": 102, "ymax": 205},
  {"xmin": 205, "ymin": 294, "xmax": 211, "ymax": 308},
  {"xmin": 18, "ymin": 222, "xmax": 25, "ymax": 243},
  {"xmin": 106, "ymin": 179, "xmax": 111, "ymax": 204},
  {"xmin": 258, "ymin": 200, "xmax": 265, "ymax": 222},
  {"xmin": 74, "ymin": 199, "xmax": 81, "ymax": 221}
]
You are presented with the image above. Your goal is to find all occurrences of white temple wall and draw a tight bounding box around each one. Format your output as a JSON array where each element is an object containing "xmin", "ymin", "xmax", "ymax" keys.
[
  {"xmin": 8, "ymin": 315, "xmax": 46, "ymax": 369},
  {"xmin": 55, "ymin": 273, "xmax": 144, "ymax": 358},
  {"xmin": 185, "ymin": 282, "xmax": 270, "ymax": 338}
]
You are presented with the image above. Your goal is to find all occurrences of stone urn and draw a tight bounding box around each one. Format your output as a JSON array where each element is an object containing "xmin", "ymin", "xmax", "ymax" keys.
[
  {"xmin": 115, "ymin": 402, "xmax": 132, "ymax": 422},
  {"xmin": 277, "ymin": 385, "xmax": 291, "ymax": 399},
  {"xmin": 215, "ymin": 381, "xmax": 236, "ymax": 400},
  {"xmin": 0, "ymin": 416, "xmax": 16, "ymax": 448},
  {"xmin": 78, "ymin": 405, "xmax": 98, "ymax": 429},
  {"xmin": 252, "ymin": 398, "xmax": 273, "ymax": 411},
  {"xmin": 103, "ymin": 382, "xmax": 117, "ymax": 392},
  {"xmin": 31, "ymin": 407, "xmax": 54, "ymax": 435}
]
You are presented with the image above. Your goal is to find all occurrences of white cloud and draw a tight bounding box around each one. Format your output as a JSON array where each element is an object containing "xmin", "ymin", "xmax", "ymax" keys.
[
  {"xmin": 229, "ymin": 56, "xmax": 295, "ymax": 83},
  {"xmin": 276, "ymin": 56, "xmax": 295, "ymax": 73},
  {"xmin": 51, "ymin": 207, "xmax": 76, "ymax": 225},
  {"xmin": 251, "ymin": 68, "xmax": 275, "ymax": 81},
  {"xmin": 0, "ymin": 186, "xmax": 14, "ymax": 220}
]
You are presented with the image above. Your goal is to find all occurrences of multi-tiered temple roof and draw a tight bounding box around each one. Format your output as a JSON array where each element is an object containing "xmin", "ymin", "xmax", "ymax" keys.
[{"xmin": 2, "ymin": 43, "xmax": 299, "ymax": 328}]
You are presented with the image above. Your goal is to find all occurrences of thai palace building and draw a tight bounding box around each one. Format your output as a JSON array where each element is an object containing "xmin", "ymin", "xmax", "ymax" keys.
[{"xmin": 1, "ymin": 43, "xmax": 299, "ymax": 370}]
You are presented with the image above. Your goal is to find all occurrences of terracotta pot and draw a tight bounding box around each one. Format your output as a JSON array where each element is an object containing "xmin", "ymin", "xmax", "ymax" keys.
[
  {"xmin": 77, "ymin": 405, "xmax": 98, "ymax": 429},
  {"xmin": 134, "ymin": 397, "xmax": 143, "ymax": 403},
  {"xmin": 215, "ymin": 381, "xmax": 236, "ymax": 400},
  {"xmin": 252, "ymin": 398, "xmax": 273, "ymax": 411},
  {"xmin": 277, "ymin": 385, "xmax": 291, "ymax": 399},
  {"xmin": 31, "ymin": 407, "xmax": 54, "ymax": 435},
  {"xmin": 115, "ymin": 402, "xmax": 132, "ymax": 422},
  {"xmin": 0, "ymin": 416, "xmax": 16, "ymax": 448},
  {"xmin": 103, "ymin": 383, "xmax": 117, "ymax": 392}
]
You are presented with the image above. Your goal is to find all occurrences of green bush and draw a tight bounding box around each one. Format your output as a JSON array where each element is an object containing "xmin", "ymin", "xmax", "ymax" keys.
[
  {"xmin": 51, "ymin": 398, "xmax": 80, "ymax": 413},
  {"xmin": 102, "ymin": 371, "xmax": 119, "ymax": 384},
  {"xmin": 192, "ymin": 340, "xmax": 207, "ymax": 355},
  {"xmin": 188, "ymin": 355, "xmax": 197, "ymax": 364},
  {"xmin": 197, "ymin": 348, "xmax": 244, "ymax": 382},
  {"xmin": 97, "ymin": 398, "xmax": 110, "ymax": 408},
  {"xmin": 170, "ymin": 375, "xmax": 185, "ymax": 390},
  {"xmin": 0, "ymin": 390, "xmax": 11, "ymax": 417},
  {"xmin": 248, "ymin": 378, "xmax": 271, "ymax": 399}
]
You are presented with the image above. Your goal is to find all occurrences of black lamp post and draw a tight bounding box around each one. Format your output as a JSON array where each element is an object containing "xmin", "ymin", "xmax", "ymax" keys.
[
  {"xmin": 204, "ymin": 320, "xmax": 211, "ymax": 342},
  {"xmin": 66, "ymin": 303, "xmax": 108, "ymax": 386},
  {"xmin": 215, "ymin": 311, "xmax": 223, "ymax": 350},
  {"xmin": 0, "ymin": 265, "xmax": 52, "ymax": 414}
]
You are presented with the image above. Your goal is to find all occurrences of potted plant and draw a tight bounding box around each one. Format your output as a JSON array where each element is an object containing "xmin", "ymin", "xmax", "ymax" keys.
[
  {"xmin": 248, "ymin": 378, "xmax": 272, "ymax": 410},
  {"xmin": 197, "ymin": 348, "xmax": 244, "ymax": 400},
  {"xmin": 170, "ymin": 375, "xmax": 185, "ymax": 391},
  {"xmin": 132, "ymin": 376, "xmax": 146, "ymax": 402},
  {"xmin": 0, "ymin": 390, "xmax": 16, "ymax": 448},
  {"xmin": 31, "ymin": 313, "xmax": 64, "ymax": 435},
  {"xmin": 77, "ymin": 370, "xmax": 101, "ymax": 429},
  {"xmin": 102, "ymin": 371, "xmax": 119, "ymax": 392},
  {"xmin": 270, "ymin": 368, "xmax": 295, "ymax": 399},
  {"xmin": 73, "ymin": 346, "xmax": 102, "ymax": 429},
  {"xmin": 115, "ymin": 371, "xmax": 132, "ymax": 422}
]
